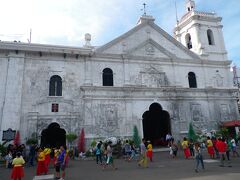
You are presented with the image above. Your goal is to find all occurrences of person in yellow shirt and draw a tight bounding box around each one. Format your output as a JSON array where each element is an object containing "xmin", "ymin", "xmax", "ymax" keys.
[
  {"xmin": 11, "ymin": 152, "xmax": 25, "ymax": 180},
  {"xmin": 43, "ymin": 146, "xmax": 51, "ymax": 172},
  {"xmin": 147, "ymin": 141, "xmax": 153, "ymax": 162},
  {"xmin": 138, "ymin": 138, "xmax": 148, "ymax": 168},
  {"xmin": 36, "ymin": 148, "xmax": 47, "ymax": 175},
  {"xmin": 182, "ymin": 137, "xmax": 191, "ymax": 159},
  {"xmin": 206, "ymin": 137, "xmax": 215, "ymax": 159}
]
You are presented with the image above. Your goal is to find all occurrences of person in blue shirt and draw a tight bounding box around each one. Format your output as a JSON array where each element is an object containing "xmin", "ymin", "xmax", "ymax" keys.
[
  {"xmin": 55, "ymin": 146, "xmax": 67, "ymax": 180},
  {"xmin": 95, "ymin": 142, "xmax": 103, "ymax": 165}
]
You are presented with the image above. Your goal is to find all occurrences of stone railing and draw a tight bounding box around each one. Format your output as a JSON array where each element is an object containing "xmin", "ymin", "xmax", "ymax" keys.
[{"xmin": 180, "ymin": 10, "xmax": 216, "ymax": 23}]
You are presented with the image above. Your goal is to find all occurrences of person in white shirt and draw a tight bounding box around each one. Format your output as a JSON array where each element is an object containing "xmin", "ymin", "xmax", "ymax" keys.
[{"xmin": 231, "ymin": 138, "xmax": 239, "ymax": 157}]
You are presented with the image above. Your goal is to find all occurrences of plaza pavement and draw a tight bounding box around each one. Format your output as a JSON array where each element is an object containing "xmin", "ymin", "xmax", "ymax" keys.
[{"xmin": 1, "ymin": 150, "xmax": 240, "ymax": 180}]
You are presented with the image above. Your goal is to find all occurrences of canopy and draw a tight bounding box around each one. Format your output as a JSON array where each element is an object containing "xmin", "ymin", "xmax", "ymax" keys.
[{"xmin": 222, "ymin": 120, "xmax": 240, "ymax": 127}]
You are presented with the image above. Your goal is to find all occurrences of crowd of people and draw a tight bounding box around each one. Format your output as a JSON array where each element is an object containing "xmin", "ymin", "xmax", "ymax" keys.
[
  {"xmin": 5, "ymin": 143, "xmax": 69, "ymax": 180},
  {"xmin": 180, "ymin": 135, "xmax": 240, "ymax": 172},
  {"xmin": 3, "ymin": 133, "xmax": 240, "ymax": 179}
]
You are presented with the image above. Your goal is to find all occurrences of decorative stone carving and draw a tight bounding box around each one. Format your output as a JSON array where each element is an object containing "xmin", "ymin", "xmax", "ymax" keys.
[
  {"xmin": 145, "ymin": 44, "xmax": 155, "ymax": 55},
  {"xmin": 213, "ymin": 74, "xmax": 223, "ymax": 87},
  {"xmin": 136, "ymin": 65, "xmax": 168, "ymax": 87},
  {"xmin": 190, "ymin": 104, "xmax": 202, "ymax": 122},
  {"xmin": 91, "ymin": 104, "xmax": 120, "ymax": 136},
  {"xmin": 37, "ymin": 118, "xmax": 52, "ymax": 135},
  {"xmin": 27, "ymin": 112, "xmax": 83, "ymax": 137},
  {"xmin": 220, "ymin": 104, "xmax": 229, "ymax": 121},
  {"xmin": 122, "ymin": 42, "xmax": 127, "ymax": 53}
]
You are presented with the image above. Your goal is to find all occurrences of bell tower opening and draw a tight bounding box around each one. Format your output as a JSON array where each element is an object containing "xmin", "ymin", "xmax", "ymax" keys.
[
  {"xmin": 186, "ymin": 0, "xmax": 195, "ymax": 12},
  {"xmin": 41, "ymin": 122, "xmax": 66, "ymax": 148},
  {"xmin": 142, "ymin": 103, "xmax": 171, "ymax": 146}
]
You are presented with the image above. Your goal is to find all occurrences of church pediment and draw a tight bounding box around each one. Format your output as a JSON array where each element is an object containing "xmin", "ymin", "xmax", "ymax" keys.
[
  {"xmin": 126, "ymin": 39, "xmax": 175, "ymax": 59},
  {"xmin": 95, "ymin": 19, "xmax": 200, "ymax": 60}
]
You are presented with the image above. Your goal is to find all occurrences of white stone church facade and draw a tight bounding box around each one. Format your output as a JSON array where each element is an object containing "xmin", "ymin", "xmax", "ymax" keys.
[{"xmin": 0, "ymin": 1, "xmax": 238, "ymax": 144}]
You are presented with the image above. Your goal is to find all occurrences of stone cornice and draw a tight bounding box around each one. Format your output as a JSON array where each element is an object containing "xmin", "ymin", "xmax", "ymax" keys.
[
  {"xmin": 80, "ymin": 85, "xmax": 237, "ymax": 100},
  {"xmin": 176, "ymin": 11, "xmax": 222, "ymax": 30},
  {"xmin": 92, "ymin": 53, "xmax": 231, "ymax": 66},
  {"xmin": 0, "ymin": 41, "xmax": 93, "ymax": 56},
  {"xmin": 80, "ymin": 85, "xmax": 237, "ymax": 92}
]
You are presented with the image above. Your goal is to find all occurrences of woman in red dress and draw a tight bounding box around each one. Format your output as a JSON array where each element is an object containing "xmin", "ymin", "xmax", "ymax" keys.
[
  {"xmin": 182, "ymin": 137, "xmax": 191, "ymax": 159},
  {"xmin": 11, "ymin": 152, "xmax": 25, "ymax": 180},
  {"xmin": 36, "ymin": 148, "xmax": 47, "ymax": 175},
  {"xmin": 206, "ymin": 137, "xmax": 215, "ymax": 159}
]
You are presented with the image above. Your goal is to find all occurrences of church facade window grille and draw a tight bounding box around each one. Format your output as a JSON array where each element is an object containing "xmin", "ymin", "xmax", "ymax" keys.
[
  {"xmin": 185, "ymin": 33, "xmax": 192, "ymax": 49},
  {"xmin": 207, "ymin": 29, "xmax": 215, "ymax": 45},
  {"xmin": 49, "ymin": 75, "xmax": 62, "ymax": 96},
  {"xmin": 188, "ymin": 72, "xmax": 197, "ymax": 88},
  {"xmin": 51, "ymin": 103, "xmax": 59, "ymax": 112},
  {"xmin": 102, "ymin": 68, "xmax": 113, "ymax": 86}
]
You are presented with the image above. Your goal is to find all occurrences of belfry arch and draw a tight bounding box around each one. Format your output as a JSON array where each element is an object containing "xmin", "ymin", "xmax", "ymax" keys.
[
  {"xmin": 40, "ymin": 122, "xmax": 66, "ymax": 148},
  {"xmin": 142, "ymin": 103, "xmax": 171, "ymax": 146}
]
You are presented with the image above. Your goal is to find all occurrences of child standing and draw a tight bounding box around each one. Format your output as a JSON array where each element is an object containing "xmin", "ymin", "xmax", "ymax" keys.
[
  {"xmin": 169, "ymin": 145, "xmax": 173, "ymax": 158},
  {"xmin": 147, "ymin": 141, "xmax": 153, "ymax": 162},
  {"xmin": 5, "ymin": 151, "xmax": 13, "ymax": 168},
  {"xmin": 11, "ymin": 152, "xmax": 25, "ymax": 180},
  {"xmin": 171, "ymin": 139, "xmax": 178, "ymax": 158}
]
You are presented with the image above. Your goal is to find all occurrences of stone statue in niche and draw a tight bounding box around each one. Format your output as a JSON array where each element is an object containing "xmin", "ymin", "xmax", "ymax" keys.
[{"xmin": 213, "ymin": 74, "xmax": 223, "ymax": 87}]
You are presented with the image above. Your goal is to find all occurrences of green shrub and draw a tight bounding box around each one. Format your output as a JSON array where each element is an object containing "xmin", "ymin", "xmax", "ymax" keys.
[
  {"xmin": 26, "ymin": 138, "xmax": 38, "ymax": 145},
  {"xmin": 0, "ymin": 144, "xmax": 7, "ymax": 157}
]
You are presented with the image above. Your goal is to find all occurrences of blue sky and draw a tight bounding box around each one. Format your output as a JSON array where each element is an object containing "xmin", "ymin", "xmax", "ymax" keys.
[{"xmin": 0, "ymin": 0, "xmax": 239, "ymax": 65}]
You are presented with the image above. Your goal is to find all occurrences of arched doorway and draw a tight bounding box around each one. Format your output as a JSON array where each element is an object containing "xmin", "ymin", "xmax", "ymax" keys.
[
  {"xmin": 142, "ymin": 103, "xmax": 171, "ymax": 146},
  {"xmin": 41, "ymin": 122, "xmax": 66, "ymax": 148}
]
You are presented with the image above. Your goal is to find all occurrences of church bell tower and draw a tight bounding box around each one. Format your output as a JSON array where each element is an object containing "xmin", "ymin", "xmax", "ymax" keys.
[{"xmin": 174, "ymin": 0, "xmax": 228, "ymax": 61}]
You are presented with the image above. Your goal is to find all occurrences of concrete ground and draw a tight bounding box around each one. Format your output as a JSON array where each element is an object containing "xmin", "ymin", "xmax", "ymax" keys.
[{"xmin": 1, "ymin": 150, "xmax": 240, "ymax": 180}]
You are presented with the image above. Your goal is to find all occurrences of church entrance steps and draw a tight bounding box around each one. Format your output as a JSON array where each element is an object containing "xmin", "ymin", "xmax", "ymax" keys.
[
  {"xmin": 33, "ymin": 174, "xmax": 54, "ymax": 180},
  {"xmin": 152, "ymin": 147, "xmax": 169, "ymax": 152}
]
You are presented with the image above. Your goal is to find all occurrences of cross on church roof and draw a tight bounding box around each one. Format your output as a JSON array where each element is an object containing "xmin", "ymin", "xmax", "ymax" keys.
[{"xmin": 142, "ymin": 3, "xmax": 147, "ymax": 15}]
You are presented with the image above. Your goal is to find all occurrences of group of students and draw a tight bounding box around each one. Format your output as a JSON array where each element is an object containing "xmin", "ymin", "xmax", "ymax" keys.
[{"xmin": 9, "ymin": 145, "xmax": 68, "ymax": 180}]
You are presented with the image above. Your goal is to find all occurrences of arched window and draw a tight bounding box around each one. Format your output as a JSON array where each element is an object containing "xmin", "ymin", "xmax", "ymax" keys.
[
  {"xmin": 188, "ymin": 72, "xmax": 197, "ymax": 88},
  {"xmin": 185, "ymin": 33, "xmax": 192, "ymax": 49},
  {"xmin": 102, "ymin": 68, "xmax": 113, "ymax": 86},
  {"xmin": 49, "ymin": 75, "xmax": 62, "ymax": 96},
  {"xmin": 207, "ymin": 29, "xmax": 215, "ymax": 45}
]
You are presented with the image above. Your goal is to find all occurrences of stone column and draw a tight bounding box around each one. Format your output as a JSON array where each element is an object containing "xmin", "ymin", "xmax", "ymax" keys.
[
  {"xmin": 122, "ymin": 55, "xmax": 130, "ymax": 86},
  {"xmin": 0, "ymin": 52, "xmax": 25, "ymax": 141},
  {"xmin": 84, "ymin": 57, "xmax": 92, "ymax": 85}
]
